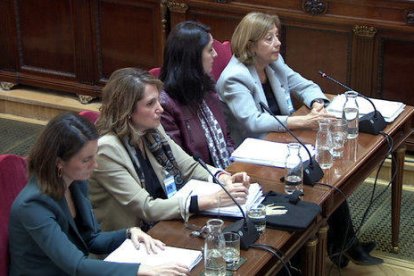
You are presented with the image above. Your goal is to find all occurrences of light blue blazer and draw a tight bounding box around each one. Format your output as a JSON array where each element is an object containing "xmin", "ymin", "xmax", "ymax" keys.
[
  {"xmin": 9, "ymin": 179, "xmax": 139, "ymax": 276},
  {"xmin": 216, "ymin": 55, "xmax": 328, "ymax": 145}
]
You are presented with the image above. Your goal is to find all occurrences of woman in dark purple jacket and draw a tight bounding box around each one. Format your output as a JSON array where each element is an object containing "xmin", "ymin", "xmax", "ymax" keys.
[{"xmin": 160, "ymin": 21, "xmax": 234, "ymax": 168}]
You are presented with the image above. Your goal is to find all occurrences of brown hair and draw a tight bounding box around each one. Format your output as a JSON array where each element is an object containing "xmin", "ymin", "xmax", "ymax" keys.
[
  {"xmin": 96, "ymin": 68, "xmax": 163, "ymax": 144},
  {"xmin": 231, "ymin": 12, "xmax": 281, "ymax": 65},
  {"xmin": 28, "ymin": 113, "xmax": 98, "ymax": 199}
]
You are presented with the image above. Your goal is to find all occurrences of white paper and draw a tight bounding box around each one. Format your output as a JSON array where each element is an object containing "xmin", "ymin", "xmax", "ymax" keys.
[
  {"xmin": 174, "ymin": 179, "xmax": 263, "ymax": 218},
  {"xmin": 326, "ymin": 94, "xmax": 405, "ymax": 123},
  {"xmin": 230, "ymin": 138, "xmax": 313, "ymax": 168},
  {"xmin": 105, "ymin": 239, "xmax": 202, "ymax": 270}
]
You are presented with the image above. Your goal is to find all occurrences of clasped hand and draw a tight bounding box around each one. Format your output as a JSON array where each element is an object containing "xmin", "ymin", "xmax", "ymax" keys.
[{"xmin": 217, "ymin": 171, "xmax": 250, "ymax": 206}]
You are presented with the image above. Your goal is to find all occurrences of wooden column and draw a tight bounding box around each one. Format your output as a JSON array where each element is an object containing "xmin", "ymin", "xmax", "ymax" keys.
[
  {"xmin": 167, "ymin": 0, "xmax": 188, "ymax": 28},
  {"xmin": 351, "ymin": 25, "xmax": 377, "ymax": 96}
]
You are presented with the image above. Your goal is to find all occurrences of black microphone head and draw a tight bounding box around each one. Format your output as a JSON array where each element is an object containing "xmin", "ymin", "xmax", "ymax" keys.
[{"xmin": 193, "ymin": 155, "xmax": 201, "ymax": 163}]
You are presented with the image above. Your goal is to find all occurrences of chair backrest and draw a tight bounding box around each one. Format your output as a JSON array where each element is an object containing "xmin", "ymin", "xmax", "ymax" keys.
[
  {"xmin": 149, "ymin": 67, "xmax": 161, "ymax": 78},
  {"xmin": 79, "ymin": 110, "xmax": 100, "ymax": 124},
  {"xmin": 0, "ymin": 154, "xmax": 28, "ymax": 275},
  {"xmin": 212, "ymin": 39, "xmax": 232, "ymax": 81}
]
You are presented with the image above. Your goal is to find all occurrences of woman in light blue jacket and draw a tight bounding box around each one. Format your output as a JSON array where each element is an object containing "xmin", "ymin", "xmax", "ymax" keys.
[{"xmin": 216, "ymin": 12, "xmax": 332, "ymax": 146}]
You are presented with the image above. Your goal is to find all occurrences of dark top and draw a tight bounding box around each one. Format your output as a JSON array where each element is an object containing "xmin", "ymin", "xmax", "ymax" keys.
[{"xmin": 262, "ymin": 81, "xmax": 281, "ymax": 115}]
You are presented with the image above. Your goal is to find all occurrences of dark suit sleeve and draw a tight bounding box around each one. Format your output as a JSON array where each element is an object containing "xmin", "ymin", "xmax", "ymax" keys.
[{"xmin": 16, "ymin": 198, "xmax": 139, "ymax": 276}]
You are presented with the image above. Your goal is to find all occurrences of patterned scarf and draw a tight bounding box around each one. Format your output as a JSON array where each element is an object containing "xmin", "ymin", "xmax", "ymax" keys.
[
  {"xmin": 198, "ymin": 100, "xmax": 231, "ymax": 169},
  {"xmin": 121, "ymin": 129, "xmax": 185, "ymax": 191}
]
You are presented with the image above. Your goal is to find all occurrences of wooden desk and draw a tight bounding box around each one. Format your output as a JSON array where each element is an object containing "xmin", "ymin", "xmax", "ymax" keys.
[{"xmin": 149, "ymin": 105, "xmax": 413, "ymax": 275}]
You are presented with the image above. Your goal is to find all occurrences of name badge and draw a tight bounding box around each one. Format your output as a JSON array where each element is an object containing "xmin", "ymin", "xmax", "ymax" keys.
[{"xmin": 164, "ymin": 173, "xmax": 177, "ymax": 198}]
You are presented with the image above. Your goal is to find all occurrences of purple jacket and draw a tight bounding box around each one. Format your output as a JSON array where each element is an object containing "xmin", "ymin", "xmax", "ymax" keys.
[{"xmin": 160, "ymin": 90, "xmax": 235, "ymax": 166}]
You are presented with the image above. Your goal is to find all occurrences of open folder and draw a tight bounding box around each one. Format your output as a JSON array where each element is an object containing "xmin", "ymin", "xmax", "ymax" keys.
[
  {"xmin": 174, "ymin": 179, "xmax": 263, "ymax": 218},
  {"xmin": 230, "ymin": 138, "xmax": 313, "ymax": 168},
  {"xmin": 105, "ymin": 239, "xmax": 202, "ymax": 270}
]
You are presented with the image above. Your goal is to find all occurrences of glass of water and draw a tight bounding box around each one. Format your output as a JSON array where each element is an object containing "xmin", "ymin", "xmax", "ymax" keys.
[
  {"xmin": 247, "ymin": 204, "xmax": 266, "ymax": 234},
  {"xmin": 222, "ymin": 232, "xmax": 240, "ymax": 267},
  {"xmin": 330, "ymin": 118, "xmax": 347, "ymax": 159}
]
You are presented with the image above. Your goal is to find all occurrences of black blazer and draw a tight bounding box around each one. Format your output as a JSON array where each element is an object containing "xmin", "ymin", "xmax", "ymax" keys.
[{"xmin": 8, "ymin": 179, "xmax": 139, "ymax": 276}]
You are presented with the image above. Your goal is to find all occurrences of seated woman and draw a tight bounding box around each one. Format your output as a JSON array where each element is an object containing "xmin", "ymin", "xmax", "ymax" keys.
[
  {"xmin": 159, "ymin": 21, "xmax": 234, "ymax": 169},
  {"xmin": 217, "ymin": 11, "xmax": 382, "ymax": 268},
  {"xmin": 216, "ymin": 12, "xmax": 333, "ymax": 146},
  {"xmin": 90, "ymin": 68, "xmax": 250, "ymax": 232},
  {"xmin": 8, "ymin": 113, "xmax": 188, "ymax": 276}
]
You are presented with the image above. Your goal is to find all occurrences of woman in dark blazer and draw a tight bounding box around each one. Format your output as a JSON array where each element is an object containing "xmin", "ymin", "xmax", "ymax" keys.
[
  {"xmin": 8, "ymin": 113, "xmax": 188, "ymax": 276},
  {"xmin": 160, "ymin": 21, "xmax": 234, "ymax": 169}
]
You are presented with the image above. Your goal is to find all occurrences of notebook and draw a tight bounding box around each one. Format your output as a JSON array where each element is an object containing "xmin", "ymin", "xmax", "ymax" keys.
[
  {"xmin": 174, "ymin": 179, "xmax": 264, "ymax": 218},
  {"xmin": 105, "ymin": 239, "xmax": 202, "ymax": 270}
]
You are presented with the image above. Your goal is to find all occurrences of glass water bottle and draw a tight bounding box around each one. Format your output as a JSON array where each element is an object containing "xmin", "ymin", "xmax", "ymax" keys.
[
  {"xmin": 284, "ymin": 143, "xmax": 304, "ymax": 194},
  {"xmin": 315, "ymin": 119, "xmax": 333, "ymax": 169},
  {"xmin": 342, "ymin": 91, "xmax": 359, "ymax": 139},
  {"xmin": 204, "ymin": 219, "xmax": 226, "ymax": 276}
]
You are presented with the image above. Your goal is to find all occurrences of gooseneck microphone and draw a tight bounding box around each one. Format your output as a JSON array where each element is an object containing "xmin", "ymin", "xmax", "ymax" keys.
[
  {"xmin": 193, "ymin": 156, "xmax": 259, "ymax": 250},
  {"xmin": 259, "ymin": 102, "xmax": 324, "ymax": 186},
  {"xmin": 318, "ymin": 71, "xmax": 387, "ymax": 135}
]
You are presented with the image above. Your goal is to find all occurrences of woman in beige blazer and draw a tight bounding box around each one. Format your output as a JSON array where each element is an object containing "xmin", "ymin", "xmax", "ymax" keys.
[{"xmin": 89, "ymin": 68, "xmax": 250, "ymax": 232}]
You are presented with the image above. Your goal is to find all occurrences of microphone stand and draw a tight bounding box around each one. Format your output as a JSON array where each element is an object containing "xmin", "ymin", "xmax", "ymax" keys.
[
  {"xmin": 194, "ymin": 156, "xmax": 259, "ymax": 250},
  {"xmin": 259, "ymin": 102, "xmax": 324, "ymax": 186},
  {"xmin": 318, "ymin": 71, "xmax": 387, "ymax": 135}
]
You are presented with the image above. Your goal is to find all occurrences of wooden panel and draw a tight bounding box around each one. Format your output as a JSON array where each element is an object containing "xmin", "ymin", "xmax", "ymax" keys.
[
  {"xmin": 284, "ymin": 26, "xmax": 351, "ymax": 95},
  {"xmin": 95, "ymin": 0, "xmax": 164, "ymax": 80},
  {"xmin": 380, "ymin": 40, "xmax": 414, "ymax": 104},
  {"xmin": 0, "ymin": 1, "xmax": 18, "ymax": 72},
  {"xmin": 17, "ymin": 0, "xmax": 75, "ymax": 77}
]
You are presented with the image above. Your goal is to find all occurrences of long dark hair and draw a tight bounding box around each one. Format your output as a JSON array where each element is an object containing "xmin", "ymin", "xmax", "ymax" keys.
[
  {"xmin": 160, "ymin": 21, "xmax": 215, "ymax": 106},
  {"xmin": 28, "ymin": 112, "xmax": 98, "ymax": 199}
]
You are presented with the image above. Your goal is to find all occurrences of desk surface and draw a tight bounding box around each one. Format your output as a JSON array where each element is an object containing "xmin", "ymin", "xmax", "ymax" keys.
[{"xmin": 149, "ymin": 105, "xmax": 414, "ymax": 275}]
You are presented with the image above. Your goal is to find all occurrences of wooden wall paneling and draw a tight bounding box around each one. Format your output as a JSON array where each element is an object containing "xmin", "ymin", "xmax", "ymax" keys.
[
  {"xmin": 94, "ymin": 0, "xmax": 165, "ymax": 81},
  {"xmin": 17, "ymin": 0, "xmax": 76, "ymax": 78},
  {"xmin": 0, "ymin": 0, "xmax": 18, "ymax": 76}
]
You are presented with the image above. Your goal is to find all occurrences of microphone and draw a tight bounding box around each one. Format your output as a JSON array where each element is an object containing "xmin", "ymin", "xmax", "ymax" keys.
[
  {"xmin": 193, "ymin": 156, "xmax": 259, "ymax": 250},
  {"xmin": 259, "ymin": 102, "xmax": 324, "ymax": 186},
  {"xmin": 318, "ymin": 71, "xmax": 387, "ymax": 135}
]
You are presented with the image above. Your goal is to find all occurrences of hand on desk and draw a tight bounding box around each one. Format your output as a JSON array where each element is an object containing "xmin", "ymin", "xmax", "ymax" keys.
[
  {"xmin": 129, "ymin": 227, "xmax": 165, "ymax": 254},
  {"xmin": 138, "ymin": 263, "xmax": 189, "ymax": 276}
]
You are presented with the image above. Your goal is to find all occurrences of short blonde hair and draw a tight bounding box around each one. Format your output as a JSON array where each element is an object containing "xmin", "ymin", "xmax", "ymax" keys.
[{"xmin": 231, "ymin": 12, "xmax": 281, "ymax": 65}]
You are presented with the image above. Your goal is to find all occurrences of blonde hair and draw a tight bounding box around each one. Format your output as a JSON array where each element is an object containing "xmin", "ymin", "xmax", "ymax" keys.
[
  {"xmin": 97, "ymin": 68, "xmax": 163, "ymax": 145},
  {"xmin": 231, "ymin": 12, "xmax": 281, "ymax": 65}
]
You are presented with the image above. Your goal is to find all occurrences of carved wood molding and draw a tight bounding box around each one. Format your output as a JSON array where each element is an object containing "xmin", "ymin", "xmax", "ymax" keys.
[
  {"xmin": 216, "ymin": 0, "xmax": 231, "ymax": 3},
  {"xmin": 352, "ymin": 25, "xmax": 377, "ymax": 38},
  {"xmin": 406, "ymin": 10, "xmax": 414, "ymax": 25},
  {"xmin": 166, "ymin": 1, "xmax": 188, "ymax": 13},
  {"xmin": 302, "ymin": 0, "xmax": 328, "ymax": 16}
]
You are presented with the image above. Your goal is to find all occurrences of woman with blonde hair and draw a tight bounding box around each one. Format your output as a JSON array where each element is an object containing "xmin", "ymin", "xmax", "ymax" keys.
[
  {"xmin": 217, "ymin": 12, "xmax": 382, "ymax": 268},
  {"xmin": 90, "ymin": 68, "xmax": 250, "ymax": 232},
  {"xmin": 217, "ymin": 12, "xmax": 332, "ymax": 146}
]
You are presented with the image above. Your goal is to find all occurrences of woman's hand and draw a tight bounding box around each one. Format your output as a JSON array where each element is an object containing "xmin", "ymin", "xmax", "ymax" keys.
[
  {"xmin": 287, "ymin": 111, "xmax": 335, "ymax": 130},
  {"xmin": 138, "ymin": 263, "xmax": 189, "ymax": 276},
  {"xmin": 129, "ymin": 227, "xmax": 166, "ymax": 254},
  {"xmin": 218, "ymin": 171, "xmax": 250, "ymax": 188},
  {"xmin": 216, "ymin": 182, "xmax": 249, "ymax": 206}
]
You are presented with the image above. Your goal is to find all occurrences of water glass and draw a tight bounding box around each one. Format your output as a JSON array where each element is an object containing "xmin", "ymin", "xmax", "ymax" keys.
[
  {"xmin": 247, "ymin": 204, "xmax": 266, "ymax": 234},
  {"xmin": 222, "ymin": 232, "xmax": 240, "ymax": 267},
  {"xmin": 330, "ymin": 118, "xmax": 347, "ymax": 159}
]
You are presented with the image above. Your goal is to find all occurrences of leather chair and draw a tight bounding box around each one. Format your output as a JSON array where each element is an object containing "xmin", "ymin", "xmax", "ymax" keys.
[
  {"xmin": 149, "ymin": 67, "xmax": 161, "ymax": 78},
  {"xmin": 79, "ymin": 110, "xmax": 100, "ymax": 124},
  {"xmin": 211, "ymin": 39, "xmax": 232, "ymax": 82},
  {"xmin": 0, "ymin": 154, "xmax": 28, "ymax": 275}
]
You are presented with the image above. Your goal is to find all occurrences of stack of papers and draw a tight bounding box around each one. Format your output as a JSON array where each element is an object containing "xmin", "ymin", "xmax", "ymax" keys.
[
  {"xmin": 105, "ymin": 239, "xmax": 202, "ymax": 270},
  {"xmin": 326, "ymin": 94, "xmax": 405, "ymax": 123},
  {"xmin": 175, "ymin": 179, "xmax": 263, "ymax": 218},
  {"xmin": 230, "ymin": 138, "xmax": 313, "ymax": 168}
]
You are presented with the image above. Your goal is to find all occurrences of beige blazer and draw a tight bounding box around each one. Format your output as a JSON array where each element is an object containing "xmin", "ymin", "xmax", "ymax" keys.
[{"xmin": 89, "ymin": 126, "xmax": 212, "ymax": 231}]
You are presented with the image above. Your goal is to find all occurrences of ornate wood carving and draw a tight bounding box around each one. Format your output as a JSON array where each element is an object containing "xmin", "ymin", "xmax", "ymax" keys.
[
  {"xmin": 166, "ymin": 0, "xmax": 188, "ymax": 13},
  {"xmin": 406, "ymin": 10, "xmax": 414, "ymax": 25},
  {"xmin": 302, "ymin": 0, "xmax": 328, "ymax": 16},
  {"xmin": 353, "ymin": 25, "xmax": 377, "ymax": 38}
]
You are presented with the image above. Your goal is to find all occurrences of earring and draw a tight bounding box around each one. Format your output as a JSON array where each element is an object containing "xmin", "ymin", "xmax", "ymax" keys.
[
  {"xmin": 128, "ymin": 115, "xmax": 131, "ymax": 120},
  {"xmin": 57, "ymin": 167, "xmax": 63, "ymax": 178}
]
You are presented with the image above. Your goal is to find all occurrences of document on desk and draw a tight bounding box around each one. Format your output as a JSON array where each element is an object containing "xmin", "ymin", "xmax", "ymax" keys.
[
  {"xmin": 230, "ymin": 138, "xmax": 313, "ymax": 168},
  {"xmin": 105, "ymin": 239, "xmax": 202, "ymax": 270},
  {"xmin": 175, "ymin": 179, "xmax": 263, "ymax": 218},
  {"xmin": 326, "ymin": 94, "xmax": 405, "ymax": 123}
]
